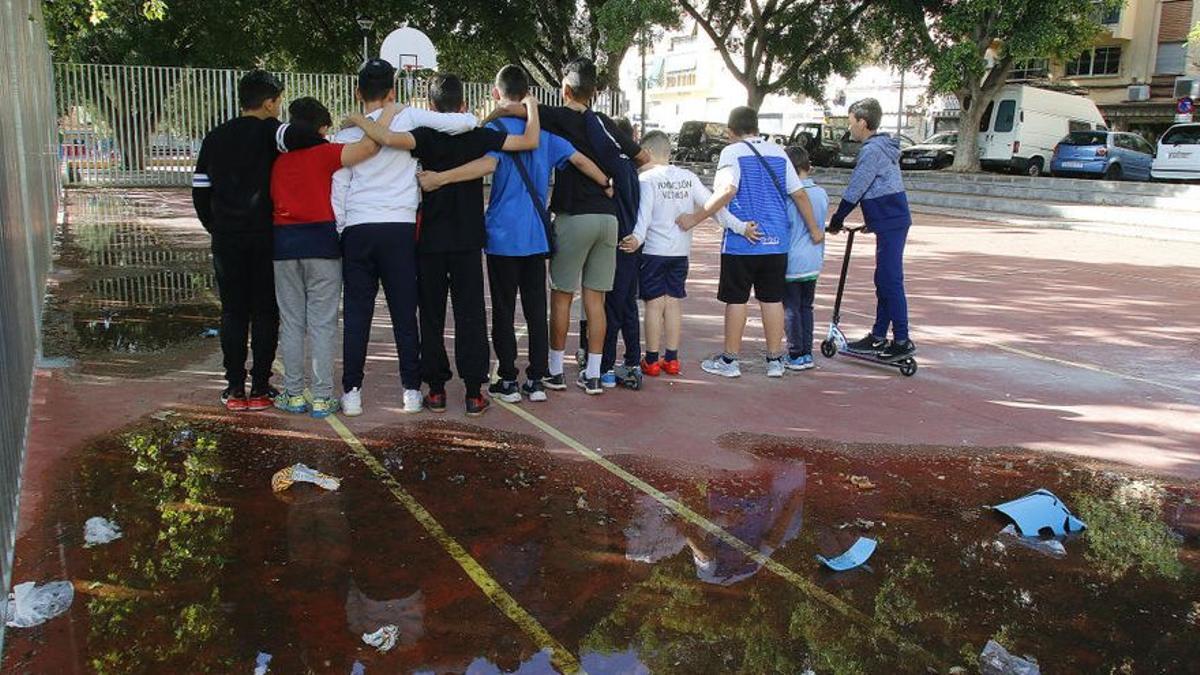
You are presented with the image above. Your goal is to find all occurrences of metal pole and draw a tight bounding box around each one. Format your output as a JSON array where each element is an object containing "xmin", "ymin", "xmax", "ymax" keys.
[
  {"xmin": 897, "ymin": 69, "xmax": 905, "ymax": 136},
  {"xmin": 639, "ymin": 28, "xmax": 647, "ymax": 138},
  {"xmin": 362, "ymin": 33, "xmax": 369, "ymax": 63}
]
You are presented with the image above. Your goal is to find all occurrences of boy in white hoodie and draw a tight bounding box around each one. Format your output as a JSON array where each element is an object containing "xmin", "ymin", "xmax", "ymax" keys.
[{"xmin": 619, "ymin": 131, "xmax": 752, "ymax": 376}]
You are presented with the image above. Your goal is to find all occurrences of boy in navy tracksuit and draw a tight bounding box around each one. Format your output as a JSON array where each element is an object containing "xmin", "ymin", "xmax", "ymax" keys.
[{"xmin": 827, "ymin": 97, "xmax": 915, "ymax": 361}]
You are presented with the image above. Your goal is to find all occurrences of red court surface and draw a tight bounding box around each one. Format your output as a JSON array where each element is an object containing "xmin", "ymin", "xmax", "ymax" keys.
[{"xmin": 4, "ymin": 188, "xmax": 1198, "ymax": 673}]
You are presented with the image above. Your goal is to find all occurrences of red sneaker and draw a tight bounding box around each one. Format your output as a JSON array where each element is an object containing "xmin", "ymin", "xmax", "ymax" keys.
[
  {"xmin": 221, "ymin": 386, "xmax": 248, "ymax": 412},
  {"xmin": 640, "ymin": 358, "xmax": 661, "ymax": 377},
  {"xmin": 246, "ymin": 386, "xmax": 279, "ymax": 412},
  {"xmin": 661, "ymin": 359, "xmax": 681, "ymax": 376},
  {"xmin": 424, "ymin": 391, "xmax": 447, "ymax": 413}
]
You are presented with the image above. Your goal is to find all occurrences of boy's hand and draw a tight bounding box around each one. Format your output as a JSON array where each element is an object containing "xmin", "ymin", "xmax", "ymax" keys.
[
  {"xmin": 675, "ymin": 212, "xmax": 702, "ymax": 231},
  {"xmin": 827, "ymin": 214, "xmax": 845, "ymax": 234},
  {"xmin": 417, "ymin": 170, "xmax": 445, "ymax": 193},
  {"xmin": 810, "ymin": 228, "xmax": 825, "ymax": 245},
  {"xmin": 619, "ymin": 234, "xmax": 641, "ymax": 253},
  {"xmin": 340, "ymin": 113, "xmax": 364, "ymax": 130},
  {"xmin": 743, "ymin": 222, "xmax": 762, "ymax": 243},
  {"xmin": 603, "ymin": 178, "xmax": 615, "ymax": 199},
  {"xmin": 521, "ymin": 93, "xmax": 539, "ymax": 107}
]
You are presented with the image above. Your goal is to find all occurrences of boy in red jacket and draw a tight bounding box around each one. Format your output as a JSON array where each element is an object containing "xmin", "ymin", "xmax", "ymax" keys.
[{"xmin": 270, "ymin": 97, "xmax": 393, "ymax": 417}]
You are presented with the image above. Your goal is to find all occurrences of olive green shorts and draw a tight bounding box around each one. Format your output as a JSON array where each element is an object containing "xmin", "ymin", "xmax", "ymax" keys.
[{"xmin": 548, "ymin": 213, "xmax": 617, "ymax": 293}]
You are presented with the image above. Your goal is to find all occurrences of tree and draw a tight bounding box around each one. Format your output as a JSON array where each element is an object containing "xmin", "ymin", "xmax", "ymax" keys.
[
  {"xmin": 676, "ymin": 0, "xmax": 875, "ymax": 109},
  {"xmin": 879, "ymin": 0, "xmax": 1121, "ymax": 172},
  {"xmin": 419, "ymin": 0, "xmax": 680, "ymax": 91}
]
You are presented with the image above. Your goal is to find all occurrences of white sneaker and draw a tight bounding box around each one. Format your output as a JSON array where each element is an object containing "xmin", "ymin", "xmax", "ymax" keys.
[
  {"xmin": 402, "ymin": 389, "xmax": 423, "ymax": 414},
  {"xmin": 342, "ymin": 387, "xmax": 363, "ymax": 417},
  {"xmin": 701, "ymin": 355, "xmax": 741, "ymax": 378},
  {"xmin": 765, "ymin": 358, "xmax": 785, "ymax": 378}
]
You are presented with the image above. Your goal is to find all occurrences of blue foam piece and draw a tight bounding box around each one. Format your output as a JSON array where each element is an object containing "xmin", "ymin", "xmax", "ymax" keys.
[
  {"xmin": 993, "ymin": 488, "xmax": 1087, "ymax": 537},
  {"xmin": 817, "ymin": 536, "xmax": 877, "ymax": 571}
]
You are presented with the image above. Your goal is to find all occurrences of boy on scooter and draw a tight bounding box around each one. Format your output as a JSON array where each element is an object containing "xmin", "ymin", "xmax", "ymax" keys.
[{"xmin": 827, "ymin": 97, "xmax": 915, "ymax": 361}]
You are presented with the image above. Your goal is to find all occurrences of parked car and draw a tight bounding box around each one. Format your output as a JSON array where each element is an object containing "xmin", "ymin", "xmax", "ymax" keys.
[
  {"xmin": 978, "ymin": 84, "xmax": 1107, "ymax": 177},
  {"xmin": 900, "ymin": 131, "xmax": 957, "ymax": 170},
  {"xmin": 834, "ymin": 131, "xmax": 914, "ymax": 168},
  {"xmin": 1151, "ymin": 123, "xmax": 1200, "ymax": 182},
  {"xmin": 784, "ymin": 122, "xmax": 843, "ymax": 167},
  {"xmin": 674, "ymin": 121, "xmax": 729, "ymax": 162},
  {"xmin": 1050, "ymin": 130, "xmax": 1154, "ymax": 180}
]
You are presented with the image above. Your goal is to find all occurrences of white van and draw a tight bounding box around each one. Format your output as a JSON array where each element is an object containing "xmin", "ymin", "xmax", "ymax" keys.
[
  {"xmin": 1150, "ymin": 123, "xmax": 1200, "ymax": 182},
  {"xmin": 977, "ymin": 84, "xmax": 1107, "ymax": 176}
]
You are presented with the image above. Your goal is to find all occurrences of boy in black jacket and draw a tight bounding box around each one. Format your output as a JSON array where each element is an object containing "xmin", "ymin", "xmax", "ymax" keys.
[{"xmin": 192, "ymin": 70, "xmax": 324, "ymax": 412}]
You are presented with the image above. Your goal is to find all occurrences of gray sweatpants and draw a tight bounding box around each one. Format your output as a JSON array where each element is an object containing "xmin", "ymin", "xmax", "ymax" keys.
[{"xmin": 274, "ymin": 258, "xmax": 342, "ymax": 398}]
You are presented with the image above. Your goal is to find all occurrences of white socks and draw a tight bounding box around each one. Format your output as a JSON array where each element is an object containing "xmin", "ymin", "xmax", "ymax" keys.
[
  {"xmin": 549, "ymin": 349, "xmax": 565, "ymax": 376},
  {"xmin": 586, "ymin": 353, "xmax": 602, "ymax": 379}
]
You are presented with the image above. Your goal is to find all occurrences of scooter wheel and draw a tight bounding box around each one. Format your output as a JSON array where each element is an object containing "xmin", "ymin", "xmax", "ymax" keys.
[
  {"xmin": 820, "ymin": 340, "xmax": 837, "ymax": 358},
  {"xmin": 899, "ymin": 359, "xmax": 918, "ymax": 377}
]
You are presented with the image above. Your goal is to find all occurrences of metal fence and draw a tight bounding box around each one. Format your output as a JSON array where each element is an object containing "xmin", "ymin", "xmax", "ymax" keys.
[
  {"xmin": 0, "ymin": 0, "xmax": 60, "ymax": 655},
  {"xmin": 56, "ymin": 63, "xmax": 623, "ymax": 187}
]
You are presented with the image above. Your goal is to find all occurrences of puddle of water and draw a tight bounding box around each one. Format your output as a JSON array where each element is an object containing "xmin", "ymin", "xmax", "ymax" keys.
[
  {"xmin": 42, "ymin": 191, "xmax": 218, "ymax": 374},
  {"xmin": 5, "ymin": 415, "xmax": 1198, "ymax": 674}
]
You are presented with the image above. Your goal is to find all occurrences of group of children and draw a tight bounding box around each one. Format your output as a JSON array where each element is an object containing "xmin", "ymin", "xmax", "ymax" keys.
[{"xmin": 193, "ymin": 58, "xmax": 914, "ymax": 418}]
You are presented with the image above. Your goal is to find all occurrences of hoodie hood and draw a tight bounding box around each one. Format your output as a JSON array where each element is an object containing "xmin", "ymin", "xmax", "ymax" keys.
[{"xmin": 865, "ymin": 133, "xmax": 901, "ymax": 162}]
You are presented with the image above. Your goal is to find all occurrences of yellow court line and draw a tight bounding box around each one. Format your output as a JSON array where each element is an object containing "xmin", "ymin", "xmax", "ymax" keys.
[
  {"xmin": 494, "ymin": 400, "xmax": 944, "ymax": 670},
  {"xmin": 321, "ymin": 414, "xmax": 584, "ymax": 674}
]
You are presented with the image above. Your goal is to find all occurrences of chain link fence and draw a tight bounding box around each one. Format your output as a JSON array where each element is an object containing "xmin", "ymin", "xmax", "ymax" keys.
[
  {"xmin": 56, "ymin": 63, "xmax": 623, "ymax": 187},
  {"xmin": 0, "ymin": 0, "xmax": 60, "ymax": 655}
]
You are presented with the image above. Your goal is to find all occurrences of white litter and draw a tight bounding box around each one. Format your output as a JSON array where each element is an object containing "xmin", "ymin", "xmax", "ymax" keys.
[
  {"xmin": 997, "ymin": 524, "xmax": 1067, "ymax": 558},
  {"xmin": 362, "ymin": 624, "xmax": 399, "ymax": 653},
  {"xmin": 271, "ymin": 463, "xmax": 341, "ymax": 493},
  {"xmin": 980, "ymin": 639, "xmax": 1040, "ymax": 675},
  {"xmin": 254, "ymin": 652, "xmax": 272, "ymax": 675},
  {"xmin": 5, "ymin": 581, "xmax": 75, "ymax": 628},
  {"xmin": 84, "ymin": 517, "xmax": 123, "ymax": 547}
]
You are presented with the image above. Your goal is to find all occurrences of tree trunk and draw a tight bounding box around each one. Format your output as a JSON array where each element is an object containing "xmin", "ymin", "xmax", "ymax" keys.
[
  {"xmin": 746, "ymin": 83, "xmax": 765, "ymax": 111},
  {"xmin": 950, "ymin": 89, "xmax": 985, "ymax": 172}
]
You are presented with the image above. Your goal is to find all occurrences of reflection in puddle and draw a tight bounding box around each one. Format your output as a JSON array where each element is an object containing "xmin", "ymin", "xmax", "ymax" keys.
[
  {"xmin": 624, "ymin": 459, "xmax": 805, "ymax": 586},
  {"xmin": 42, "ymin": 190, "xmax": 218, "ymax": 371},
  {"xmin": 4, "ymin": 416, "xmax": 1199, "ymax": 674}
]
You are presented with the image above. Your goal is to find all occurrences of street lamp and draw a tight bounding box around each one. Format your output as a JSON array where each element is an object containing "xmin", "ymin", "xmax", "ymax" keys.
[{"xmin": 356, "ymin": 15, "xmax": 375, "ymax": 63}]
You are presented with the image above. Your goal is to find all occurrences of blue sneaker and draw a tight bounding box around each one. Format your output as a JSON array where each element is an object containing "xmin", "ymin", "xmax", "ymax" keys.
[
  {"xmin": 600, "ymin": 370, "xmax": 618, "ymax": 388},
  {"xmin": 274, "ymin": 392, "xmax": 309, "ymax": 414},
  {"xmin": 784, "ymin": 354, "xmax": 815, "ymax": 371}
]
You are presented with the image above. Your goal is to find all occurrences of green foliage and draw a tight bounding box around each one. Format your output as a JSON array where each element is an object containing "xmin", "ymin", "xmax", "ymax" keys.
[
  {"xmin": 83, "ymin": 425, "xmax": 237, "ymax": 673},
  {"xmin": 881, "ymin": 0, "xmax": 1122, "ymax": 97},
  {"xmin": 680, "ymin": 0, "xmax": 872, "ymax": 107},
  {"xmin": 1075, "ymin": 491, "xmax": 1185, "ymax": 581}
]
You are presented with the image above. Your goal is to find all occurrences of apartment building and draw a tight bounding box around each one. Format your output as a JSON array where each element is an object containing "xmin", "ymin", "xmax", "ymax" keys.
[{"xmin": 1024, "ymin": 0, "xmax": 1200, "ymax": 137}]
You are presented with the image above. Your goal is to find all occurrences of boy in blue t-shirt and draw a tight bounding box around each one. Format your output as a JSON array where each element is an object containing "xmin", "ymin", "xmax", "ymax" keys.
[
  {"xmin": 679, "ymin": 106, "xmax": 821, "ymax": 379},
  {"xmin": 417, "ymin": 65, "xmax": 610, "ymax": 402},
  {"xmin": 781, "ymin": 146, "xmax": 828, "ymax": 371}
]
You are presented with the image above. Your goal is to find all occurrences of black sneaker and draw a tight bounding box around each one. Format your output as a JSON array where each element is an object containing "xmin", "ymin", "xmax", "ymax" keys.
[
  {"xmin": 576, "ymin": 371, "xmax": 603, "ymax": 395},
  {"xmin": 521, "ymin": 380, "xmax": 548, "ymax": 402},
  {"xmin": 424, "ymin": 391, "xmax": 447, "ymax": 413},
  {"xmin": 465, "ymin": 395, "xmax": 491, "ymax": 417},
  {"xmin": 879, "ymin": 340, "xmax": 917, "ymax": 362},
  {"xmin": 542, "ymin": 373, "xmax": 567, "ymax": 390},
  {"xmin": 488, "ymin": 379, "xmax": 522, "ymax": 403},
  {"xmin": 846, "ymin": 333, "xmax": 887, "ymax": 354}
]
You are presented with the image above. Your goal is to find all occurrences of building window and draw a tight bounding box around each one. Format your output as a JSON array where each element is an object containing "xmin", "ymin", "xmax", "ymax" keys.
[
  {"xmin": 1066, "ymin": 47, "xmax": 1121, "ymax": 76},
  {"xmin": 669, "ymin": 35, "xmax": 695, "ymax": 51},
  {"xmin": 1093, "ymin": 1, "xmax": 1120, "ymax": 25},
  {"xmin": 1155, "ymin": 42, "xmax": 1187, "ymax": 75},
  {"xmin": 664, "ymin": 71, "xmax": 696, "ymax": 88},
  {"xmin": 1010, "ymin": 58, "xmax": 1050, "ymax": 80}
]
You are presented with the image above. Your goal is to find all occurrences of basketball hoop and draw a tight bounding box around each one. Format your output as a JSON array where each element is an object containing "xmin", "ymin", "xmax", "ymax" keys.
[{"xmin": 380, "ymin": 28, "xmax": 438, "ymax": 73}]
